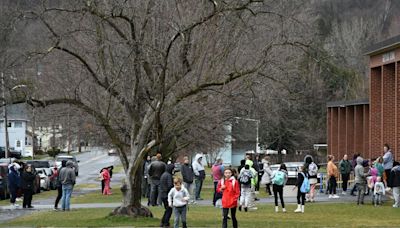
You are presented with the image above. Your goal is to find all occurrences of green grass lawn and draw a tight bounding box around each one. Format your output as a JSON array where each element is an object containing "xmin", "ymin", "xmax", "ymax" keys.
[{"xmin": 3, "ymin": 203, "xmax": 400, "ymax": 227}]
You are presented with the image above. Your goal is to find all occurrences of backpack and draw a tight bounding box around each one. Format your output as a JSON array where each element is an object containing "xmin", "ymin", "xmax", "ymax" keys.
[
  {"xmin": 300, "ymin": 172, "xmax": 310, "ymax": 193},
  {"xmin": 272, "ymin": 170, "xmax": 285, "ymax": 186},
  {"xmin": 239, "ymin": 170, "xmax": 252, "ymax": 185},
  {"xmin": 308, "ymin": 162, "xmax": 318, "ymax": 176}
]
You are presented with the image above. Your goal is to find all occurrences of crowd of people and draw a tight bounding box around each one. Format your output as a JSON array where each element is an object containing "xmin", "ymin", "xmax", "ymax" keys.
[
  {"xmin": 6, "ymin": 160, "xmax": 76, "ymax": 211},
  {"xmin": 145, "ymin": 143, "xmax": 400, "ymax": 228}
]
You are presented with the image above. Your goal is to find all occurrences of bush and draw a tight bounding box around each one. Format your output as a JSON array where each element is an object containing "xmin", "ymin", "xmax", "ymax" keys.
[{"xmin": 47, "ymin": 148, "xmax": 61, "ymax": 158}]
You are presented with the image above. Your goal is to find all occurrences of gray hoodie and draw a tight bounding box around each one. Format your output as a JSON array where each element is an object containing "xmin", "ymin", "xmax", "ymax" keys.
[
  {"xmin": 59, "ymin": 161, "xmax": 76, "ymax": 186},
  {"xmin": 354, "ymin": 157, "xmax": 367, "ymax": 184}
]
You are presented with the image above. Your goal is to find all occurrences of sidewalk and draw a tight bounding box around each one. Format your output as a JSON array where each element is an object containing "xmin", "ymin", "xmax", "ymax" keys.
[{"xmin": 0, "ymin": 192, "xmax": 379, "ymax": 211}]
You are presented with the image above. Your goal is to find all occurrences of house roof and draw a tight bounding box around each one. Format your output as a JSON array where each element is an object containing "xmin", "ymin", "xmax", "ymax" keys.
[
  {"xmin": 0, "ymin": 103, "xmax": 28, "ymax": 121},
  {"xmin": 365, "ymin": 34, "xmax": 400, "ymax": 56},
  {"xmin": 326, "ymin": 99, "xmax": 369, "ymax": 108}
]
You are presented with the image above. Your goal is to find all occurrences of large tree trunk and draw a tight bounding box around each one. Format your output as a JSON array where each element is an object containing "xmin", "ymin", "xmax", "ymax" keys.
[{"xmin": 110, "ymin": 164, "xmax": 153, "ymax": 217}]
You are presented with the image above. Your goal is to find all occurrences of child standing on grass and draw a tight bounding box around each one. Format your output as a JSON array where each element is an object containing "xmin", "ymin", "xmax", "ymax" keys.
[
  {"xmin": 238, "ymin": 164, "xmax": 253, "ymax": 212},
  {"xmin": 373, "ymin": 176, "xmax": 385, "ymax": 206},
  {"xmin": 271, "ymin": 164, "xmax": 288, "ymax": 213},
  {"xmin": 218, "ymin": 168, "xmax": 240, "ymax": 228},
  {"xmin": 294, "ymin": 166, "xmax": 308, "ymax": 213},
  {"xmin": 168, "ymin": 177, "xmax": 189, "ymax": 228}
]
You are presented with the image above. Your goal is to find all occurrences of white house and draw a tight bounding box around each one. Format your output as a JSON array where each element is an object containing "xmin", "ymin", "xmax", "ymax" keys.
[
  {"xmin": 0, "ymin": 103, "xmax": 33, "ymax": 157},
  {"xmin": 215, "ymin": 119, "xmax": 259, "ymax": 166}
]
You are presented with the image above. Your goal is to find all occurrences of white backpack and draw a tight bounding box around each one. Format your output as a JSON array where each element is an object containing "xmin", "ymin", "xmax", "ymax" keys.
[{"xmin": 308, "ymin": 162, "xmax": 318, "ymax": 176}]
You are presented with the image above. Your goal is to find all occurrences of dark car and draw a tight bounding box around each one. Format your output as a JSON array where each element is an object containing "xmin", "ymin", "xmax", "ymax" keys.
[
  {"xmin": 0, "ymin": 147, "xmax": 22, "ymax": 159},
  {"xmin": 0, "ymin": 163, "xmax": 9, "ymax": 200}
]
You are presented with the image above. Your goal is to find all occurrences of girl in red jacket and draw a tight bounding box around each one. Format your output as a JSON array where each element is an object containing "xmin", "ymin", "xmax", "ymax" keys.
[{"xmin": 217, "ymin": 168, "xmax": 240, "ymax": 228}]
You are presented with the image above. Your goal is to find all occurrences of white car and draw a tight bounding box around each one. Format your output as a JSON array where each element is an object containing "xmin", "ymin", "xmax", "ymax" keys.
[
  {"xmin": 55, "ymin": 155, "xmax": 79, "ymax": 176},
  {"xmin": 36, "ymin": 168, "xmax": 51, "ymax": 191}
]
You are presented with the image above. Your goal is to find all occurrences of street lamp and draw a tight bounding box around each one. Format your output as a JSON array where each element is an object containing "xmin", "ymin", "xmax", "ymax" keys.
[
  {"xmin": 233, "ymin": 117, "xmax": 260, "ymax": 154},
  {"xmin": 1, "ymin": 72, "xmax": 27, "ymax": 159}
]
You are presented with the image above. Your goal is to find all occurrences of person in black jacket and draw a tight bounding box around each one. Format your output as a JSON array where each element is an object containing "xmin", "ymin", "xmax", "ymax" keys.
[
  {"xmin": 388, "ymin": 161, "xmax": 400, "ymax": 208},
  {"xmin": 294, "ymin": 166, "xmax": 307, "ymax": 213},
  {"xmin": 8, "ymin": 164, "xmax": 21, "ymax": 208},
  {"xmin": 180, "ymin": 156, "xmax": 195, "ymax": 204},
  {"xmin": 160, "ymin": 163, "xmax": 175, "ymax": 227},
  {"xmin": 21, "ymin": 164, "xmax": 36, "ymax": 209},
  {"xmin": 148, "ymin": 153, "xmax": 166, "ymax": 206}
]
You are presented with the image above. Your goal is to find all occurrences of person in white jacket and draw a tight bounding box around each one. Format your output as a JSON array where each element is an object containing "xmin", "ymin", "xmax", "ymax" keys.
[
  {"xmin": 260, "ymin": 155, "xmax": 273, "ymax": 196},
  {"xmin": 192, "ymin": 153, "xmax": 205, "ymax": 200},
  {"xmin": 373, "ymin": 176, "xmax": 385, "ymax": 206},
  {"xmin": 168, "ymin": 177, "xmax": 189, "ymax": 228}
]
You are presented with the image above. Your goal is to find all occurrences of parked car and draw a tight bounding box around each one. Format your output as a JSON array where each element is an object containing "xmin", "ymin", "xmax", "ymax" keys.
[
  {"xmin": 55, "ymin": 155, "xmax": 79, "ymax": 176},
  {"xmin": 108, "ymin": 148, "xmax": 117, "ymax": 156},
  {"xmin": 36, "ymin": 168, "xmax": 53, "ymax": 191},
  {"xmin": 0, "ymin": 147, "xmax": 22, "ymax": 159},
  {"xmin": 270, "ymin": 162, "xmax": 304, "ymax": 185},
  {"xmin": 0, "ymin": 163, "xmax": 9, "ymax": 200}
]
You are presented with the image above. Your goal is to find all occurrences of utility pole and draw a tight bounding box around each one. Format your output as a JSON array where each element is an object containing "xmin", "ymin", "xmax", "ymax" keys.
[{"xmin": 1, "ymin": 72, "xmax": 10, "ymax": 158}]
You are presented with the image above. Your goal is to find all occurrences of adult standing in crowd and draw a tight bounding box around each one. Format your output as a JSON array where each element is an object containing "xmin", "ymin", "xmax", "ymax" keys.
[
  {"xmin": 148, "ymin": 153, "xmax": 166, "ymax": 206},
  {"xmin": 54, "ymin": 160, "xmax": 67, "ymax": 210},
  {"xmin": 193, "ymin": 153, "xmax": 206, "ymax": 201},
  {"xmin": 212, "ymin": 158, "xmax": 224, "ymax": 206},
  {"xmin": 142, "ymin": 155, "xmax": 151, "ymax": 199},
  {"xmin": 59, "ymin": 161, "xmax": 76, "ymax": 211},
  {"xmin": 350, "ymin": 153, "xmax": 361, "ymax": 196},
  {"xmin": 327, "ymin": 155, "xmax": 340, "ymax": 198},
  {"xmin": 304, "ymin": 155, "xmax": 318, "ymax": 202},
  {"xmin": 339, "ymin": 154, "xmax": 352, "ymax": 194},
  {"xmin": 388, "ymin": 161, "xmax": 400, "ymax": 208},
  {"xmin": 8, "ymin": 163, "xmax": 21, "ymax": 208},
  {"xmin": 21, "ymin": 164, "xmax": 35, "ymax": 209},
  {"xmin": 383, "ymin": 144, "xmax": 394, "ymax": 183},
  {"xmin": 260, "ymin": 155, "xmax": 273, "ymax": 196},
  {"xmin": 181, "ymin": 156, "xmax": 195, "ymax": 204},
  {"xmin": 160, "ymin": 163, "xmax": 175, "ymax": 227}
]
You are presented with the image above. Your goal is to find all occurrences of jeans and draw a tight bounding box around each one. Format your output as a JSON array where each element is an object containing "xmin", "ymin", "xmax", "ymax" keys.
[
  {"xmin": 393, "ymin": 187, "xmax": 400, "ymax": 207},
  {"xmin": 161, "ymin": 197, "xmax": 172, "ymax": 226},
  {"xmin": 356, "ymin": 183, "xmax": 365, "ymax": 204},
  {"xmin": 373, "ymin": 194, "xmax": 382, "ymax": 206},
  {"xmin": 150, "ymin": 179, "xmax": 161, "ymax": 206},
  {"xmin": 55, "ymin": 186, "xmax": 62, "ymax": 208},
  {"xmin": 173, "ymin": 205, "xmax": 187, "ymax": 228},
  {"xmin": 342, "ymin": 173, "xmax": 350, "ymax": 192},
  {"xmin": 61, "ymin": 184, "xmax": 73, "ymax": 210},
  {"xmin": 195, "ymin": 177, "xmax": 203, "ymax": 200},
  {"xmin": 273, "ymin": 184, "xmax": 285, "ymax": 208},
  {"xmin": 222, "ymin": 207, "xmax": 237, "ymax": 228},
  {"xmin": 328, "ymin": 176, "xmax": 337, "ymax": 194},
  {"xmin": 9, "ymin": 188, "xmax": 17, "ymax": 204},
  {"xmin": 183, "ymin": 182, "xmax": 195, "ymax": 202}
]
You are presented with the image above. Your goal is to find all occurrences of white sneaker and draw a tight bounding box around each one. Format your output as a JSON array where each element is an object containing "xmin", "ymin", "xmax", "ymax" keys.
[
  {"xmin": 282, "ymin": 208, "xmax": 286, "ymax": 213},
  {"xmin": 294, "ymin": 205, "xmax": 302, "ymax": 213},
  {"xmin": 328, "ymin": 195, "xmax": 333, "ymax": 198},
  {"xmin": 385, "ymin": 187, "xmax": 391, "ymax": 192},
  {"xmin": 275, "ymin": 206, "xmax": 279, "ymax": 212},
  {"xmin": 13, "ymin": 203, "xmax": 20, "ymax": 209},
  {"xmin": 332, "ymin": 195, "xmax": 340, "ymax": 199},
  {"xmin": 16, "ymin": 198, "xmax": 22, "ymax": 202},
  {"xmin": 393, "ymin": 204, "xmax": 399, "ymax": 208},
  {"xmin": 342, "ymin": 192, "xmax": 347, "ymax": 195}
]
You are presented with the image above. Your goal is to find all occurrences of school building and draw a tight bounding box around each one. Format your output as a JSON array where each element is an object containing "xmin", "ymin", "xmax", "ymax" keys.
[{"xmin": 327, "ymin": 35, "xmax": 400, "ymax": 161}]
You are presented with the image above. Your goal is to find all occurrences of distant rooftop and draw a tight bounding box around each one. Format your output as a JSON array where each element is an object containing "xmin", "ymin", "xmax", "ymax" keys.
[
  {"xmin": 326, "ymin": 99, "xmax": 369, "ymax": 108},
  {"xmin": 0, "ymin": 103, "xmax": 28, "ymax": 121},
  {"xmin": 365, "ymin": 34, "xmax": 400, "ymax": 56}
]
